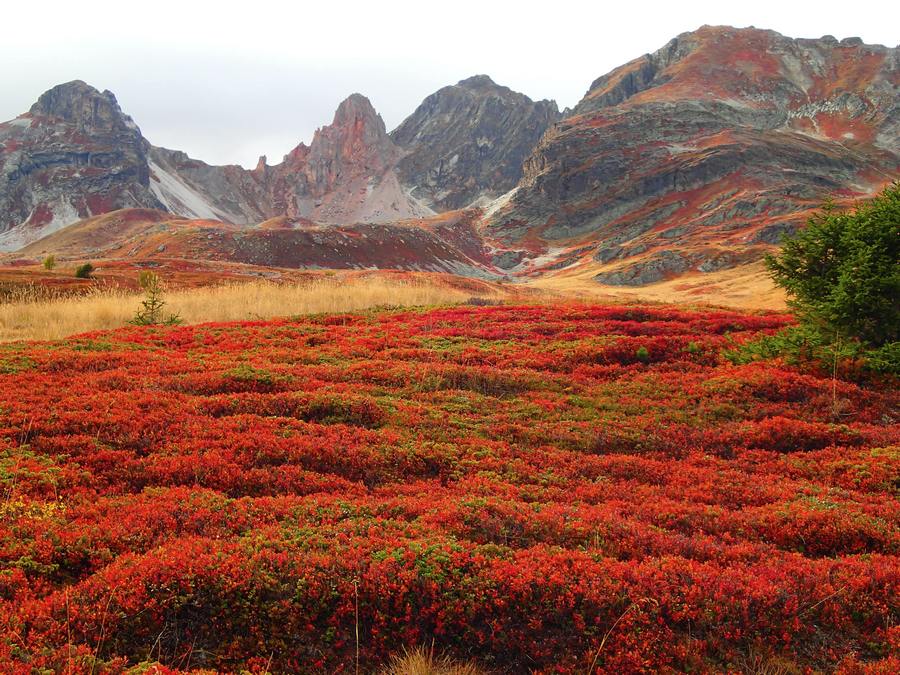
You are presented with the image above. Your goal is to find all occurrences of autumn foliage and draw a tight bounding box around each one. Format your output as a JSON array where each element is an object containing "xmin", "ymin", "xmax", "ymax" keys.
[{"xmin": 0, "ymin": 304, "xmax": 897, "ymax": 673}]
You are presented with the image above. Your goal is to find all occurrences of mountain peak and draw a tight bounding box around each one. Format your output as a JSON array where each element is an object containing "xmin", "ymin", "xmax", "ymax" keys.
[
  {"xmin": 391, "ymin": 76, "xmax": 560, "ymax": 211},
  {"xmin": 457, "ymin": 74, "xmax": 497, "ymax": 88},
  {"xmin": 332, "ymin": 93, "xmax": 384, "ymax": 132},
  {"xmin": 576, "ymin": 24, "xmax": 896, "ymax": 117},
  {"xmin": 316, "ymin": 93, "xmax": 391, "ymax": 156},
  {"xmin": 29, "ymin": 80, "xmax": 137, "ymax": 133},
  {"xmin": 452, "ymin": 75, "xmax": 557, "ymax": 109},
  {"xmin": 301, "ymin": 93, "xmax": 398, "ymax": 197}
]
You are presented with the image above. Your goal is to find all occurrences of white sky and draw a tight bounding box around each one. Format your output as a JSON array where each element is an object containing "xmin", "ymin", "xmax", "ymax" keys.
[{"xmin": 2, "ymin": 0, "xmax": 896, "ymax": 167}]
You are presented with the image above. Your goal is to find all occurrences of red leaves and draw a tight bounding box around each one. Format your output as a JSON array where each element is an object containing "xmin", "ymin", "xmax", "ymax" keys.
[
  {"xmin": 0, "ymin": 303, "xmax": 897, "ymax": 672},
  {"xmin": 740, "ymin": 416, "xmax": 866, "ymax": 453}
]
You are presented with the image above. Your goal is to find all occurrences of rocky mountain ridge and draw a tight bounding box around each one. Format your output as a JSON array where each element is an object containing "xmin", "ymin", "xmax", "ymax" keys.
[
  {"xmin": 486, "ymin": 26, "xmax": 898, "ymax": 284},
  {"xmin": 391, "ymin": 75, "xmax": 559, "ymax": 210},
  {"xmin": 1, "ymin": 25, "xmax": 897, "ymax": 287},
  {"xmin": 0, "ymin": 76, "xmax": 556, "ymax": 250}
]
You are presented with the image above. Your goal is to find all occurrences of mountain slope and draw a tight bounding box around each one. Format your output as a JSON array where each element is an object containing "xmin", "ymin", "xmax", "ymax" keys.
[
  {"xmin": 485, "ymin": 26, "xmax": 899, "ymax": 284},
  {"xmin": 146, "ymin": 147, "xmax": 270, "ymax": 224},
  {"xmin": 17, "ymin": 207, "xmax": 498, "ymax": 278},
  {"xmin": 2, "ymin": 28, "xmax": 897, "ymax": 292},
  {"xmin": 391, "ymin": 75, "xmax": 559, "ymax": 210}
]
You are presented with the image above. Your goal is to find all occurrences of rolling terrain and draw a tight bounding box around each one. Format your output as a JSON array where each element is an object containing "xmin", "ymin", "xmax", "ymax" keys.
[
  {"xmin": 14, "ymin": 208, "xmax": 497, "ymax": 278},
  {"xmin": 1, "ymin": 304, "xmax": 897, "ymax": 672},
  {"xmin": 2, "ymin": 16, "xmax": 898, "ymax": 675}
]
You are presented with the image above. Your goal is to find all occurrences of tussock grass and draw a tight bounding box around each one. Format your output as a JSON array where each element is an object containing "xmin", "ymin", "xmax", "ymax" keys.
[
  {"xmin": 0, "ymin": 276, "xmax": 497, "ymax": 342},
  {"xmin": 738, "ymin": 649, "xmax": 802, "ymax": 675},
  {"xmin": 380, "ymin": 646, "xmax": 486, "ymax": 675}
]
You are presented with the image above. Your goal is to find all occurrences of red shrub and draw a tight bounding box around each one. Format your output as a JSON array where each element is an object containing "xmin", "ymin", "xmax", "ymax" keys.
[{"xmin": 0, "ymin": 303, "xmax": 896, "ymax": 673}]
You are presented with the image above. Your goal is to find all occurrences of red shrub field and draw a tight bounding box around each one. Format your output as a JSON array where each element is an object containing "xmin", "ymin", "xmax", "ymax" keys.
[{"xmin": 0, "ymin": 304, "xmax": 897, "ymax": 673}]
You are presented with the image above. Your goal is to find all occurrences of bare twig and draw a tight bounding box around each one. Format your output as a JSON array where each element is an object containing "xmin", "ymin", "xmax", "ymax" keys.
[
  {"xmin": 90, "ymin": 585, "xmax": 118, "ymax": 675},
  {"xmin": 65, "ymin": 589, "xmax": 72, "ymax": 675},
  {"xmin": 798, "ymin": 586, "xmax": 846, "ymax": 618},
  {"xmin": 585, "ymin": 598, "xmax": 657, "ymax": 675},
  {"xmin": 354, "ymin": 579, "xmax": 360, "ymax": 675},
  {"xmin": 148, "ymin": 622, "xmax": 167, "ymax": 663},
  {"xmin": 3, "ymin": 417, "xmax": 34, "ymax": 507}
]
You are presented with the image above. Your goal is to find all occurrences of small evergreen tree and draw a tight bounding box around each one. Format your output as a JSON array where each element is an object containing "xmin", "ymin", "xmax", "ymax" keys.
[
  {"xmin": 766, "ymin": 183, "xmax": 899, "ymax": 348},
  {"xmin": 130, "ymin": 271, "xmax": 182, "ymax": 326},
  {"xmin": 752, "ymin": 183, "xmax": 900, "ymax": 375},
  {"xmin": 42, "ymin": 255, "xmax": 56, "ymax": 271}
]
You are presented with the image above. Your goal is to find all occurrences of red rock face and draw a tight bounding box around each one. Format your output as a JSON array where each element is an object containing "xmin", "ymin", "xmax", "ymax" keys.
[
  {"xmin": 267, "ymin": 94, "xmax": 429, "ymax": 224},
  {"xmin": 306, "ymin": 93, "xmax": 399, "ymax": 189},
  {"xmin": 487, "ymin": 26, "xmax": 899, "ymax": 285},
  {"xmin": 146, "ymin": 94, "xmax": 432, "ymax": 228}
]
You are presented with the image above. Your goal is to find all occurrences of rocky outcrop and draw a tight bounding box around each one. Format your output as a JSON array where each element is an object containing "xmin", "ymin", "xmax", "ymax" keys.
[
  {"xmin": 309, "ymin": 94, "xmax": 400, "ymax": 188},
  {"xmin": 593, "ymin": 248, "xmax": 759, "ymax": 286},
  {"xmin": 0, "ymin": 81, "xmax": 163, "ymax": 250},
  {"xmin": 148, "ymin": 94, "xmax": 432, "ymax": 226},
  {"xmin": 486, "ymin": 26, "xmax": 900, "ymax": 280},
  {"xmin": 269, "ymin": 94, "xmax": 432, "ymax": 224},
  {"xmin": 391, "ymin": 75, "xmax": 559, "ymax": 210}
]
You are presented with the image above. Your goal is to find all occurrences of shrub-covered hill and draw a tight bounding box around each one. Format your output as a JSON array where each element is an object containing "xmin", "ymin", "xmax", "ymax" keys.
[{"xmin": 0, "ymin": 304, "xmax": 898, "ymax": 673}]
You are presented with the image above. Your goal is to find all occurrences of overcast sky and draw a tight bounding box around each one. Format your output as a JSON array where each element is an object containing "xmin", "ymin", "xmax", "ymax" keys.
[{"xmin": 2, "ymin": 0, "xmax": 895, "ymax": 167}]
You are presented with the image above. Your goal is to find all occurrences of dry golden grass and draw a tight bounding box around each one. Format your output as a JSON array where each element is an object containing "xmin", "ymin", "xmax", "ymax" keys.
[
  {"xmin": 738, "ymin": 649, "xmax": 802, "ymax": 675},
  {"xmin": 0, "ymin": 275, "xmax": 499, "ymax": 343},
  {"xmin": 380, "ymin": 646, "xmax": 487, "ymax": 675},
  {"xmin": 526, "ymin": 260, "xmax": 786, "ymax": 310}
]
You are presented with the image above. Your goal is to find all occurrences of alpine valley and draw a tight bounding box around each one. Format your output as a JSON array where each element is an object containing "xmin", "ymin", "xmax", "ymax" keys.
[{"xmin": 2, "ymin": 15, "xmax": 900, "ymax": 675}]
